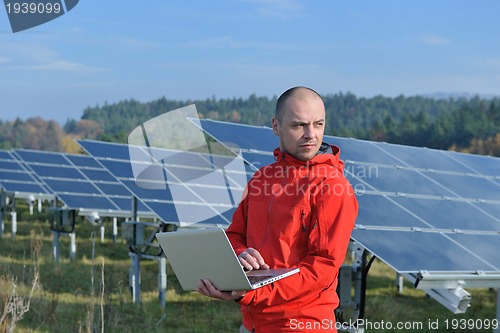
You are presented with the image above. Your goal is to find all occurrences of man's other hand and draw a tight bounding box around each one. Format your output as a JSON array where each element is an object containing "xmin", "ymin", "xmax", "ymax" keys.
[{"xmin": 196, "ymin": 279, "xmax": 246, "ymax": 301}]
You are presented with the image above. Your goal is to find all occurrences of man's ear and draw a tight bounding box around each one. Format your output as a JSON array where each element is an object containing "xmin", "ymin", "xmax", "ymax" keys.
[{"xmin": 272, "ymin": 117, "xmax": 279, "ymax": 136}]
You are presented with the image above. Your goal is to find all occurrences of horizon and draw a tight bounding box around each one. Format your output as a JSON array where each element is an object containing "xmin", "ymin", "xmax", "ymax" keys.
[{"xmin": 1, "ymin": 90, "xmax": 498, "ymax": 125}]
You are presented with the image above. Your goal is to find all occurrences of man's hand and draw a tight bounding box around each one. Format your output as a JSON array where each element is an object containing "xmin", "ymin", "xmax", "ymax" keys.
[
  {"xmin": 196, "ymin": 279, "xmax": 246, "ymax": 301},
  {"xmin": 238, "ymin": 247, "xmax": 270, "ymax": 271}
]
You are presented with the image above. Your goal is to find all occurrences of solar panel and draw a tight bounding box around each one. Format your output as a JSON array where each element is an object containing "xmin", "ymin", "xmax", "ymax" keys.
[
  {"xmin": 0, "ymin": 149, "xmax": 53, "ymax": 200},
  {"xmin": 195, "ymin": 119, "xmax": 500, "ymax": 279},
  {"xmin": 13, "ymin": 149, "xmax": 154, "ymax": 218},
  {"xmin": 195, "ymin": 119, "xmax": 278, "ymax": 152},
  {"xmin": 351, "ymin": 229, "xmax": 499, "ymax": 273},
  {"xmin": 77, "ymin": 140, "xmax": 246, "ymax": 227}
]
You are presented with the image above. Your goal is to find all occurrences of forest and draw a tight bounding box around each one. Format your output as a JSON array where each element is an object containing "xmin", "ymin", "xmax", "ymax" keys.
[{"xmin": 1, "ymin": 93, "xmax": 499, "ymax": 157}]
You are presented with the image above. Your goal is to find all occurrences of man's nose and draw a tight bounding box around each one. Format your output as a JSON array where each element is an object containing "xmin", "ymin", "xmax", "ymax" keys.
[{"xmin": 303, "ymin": 125, "xmax": 316, "ymax": 139}]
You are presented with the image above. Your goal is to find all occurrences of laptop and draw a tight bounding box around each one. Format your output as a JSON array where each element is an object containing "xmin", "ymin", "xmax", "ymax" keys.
[{"xmin": 156, "ymin": 228, "xmax": 300, "ymax": 291}]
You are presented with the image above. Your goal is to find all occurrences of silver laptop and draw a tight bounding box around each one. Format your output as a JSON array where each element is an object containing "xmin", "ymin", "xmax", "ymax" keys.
[{"xmin": 156, "ymin": 228, "xmax": 300, "ymax": 291}]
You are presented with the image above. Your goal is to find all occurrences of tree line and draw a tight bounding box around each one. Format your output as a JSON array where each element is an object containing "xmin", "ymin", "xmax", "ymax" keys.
[{"xmin": 1, "ymin": 93, "xmax": 499, "ymax": 157}]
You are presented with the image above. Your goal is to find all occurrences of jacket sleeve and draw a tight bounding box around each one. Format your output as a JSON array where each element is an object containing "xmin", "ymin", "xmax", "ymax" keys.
[{"xmin": 236, "ymin": 177, "xmax": 358, "ymax": 306}]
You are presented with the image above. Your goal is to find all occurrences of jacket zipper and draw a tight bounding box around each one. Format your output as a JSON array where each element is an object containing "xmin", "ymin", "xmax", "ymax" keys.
[
  {"xmin": 297, "ymin": 209, "xmax": 307, "ymax": 263},
  {"xmin": 259, "ymin": 154, "xmax": 288, "ymax": 250},
  {"xmin": 301, "ymin": 210, "xmax": 306, "ymax": 232}
]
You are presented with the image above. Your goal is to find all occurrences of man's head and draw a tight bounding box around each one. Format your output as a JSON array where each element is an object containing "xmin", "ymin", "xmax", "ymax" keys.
[{"xmin": 272, "ymin": 86, "xmax": 326, "ymax": 161}]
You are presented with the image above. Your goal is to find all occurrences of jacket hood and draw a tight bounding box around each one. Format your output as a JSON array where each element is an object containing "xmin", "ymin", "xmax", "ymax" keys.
[{"xmin": 273, "ymin": 142, "xmax": 345, "ymax": 173}]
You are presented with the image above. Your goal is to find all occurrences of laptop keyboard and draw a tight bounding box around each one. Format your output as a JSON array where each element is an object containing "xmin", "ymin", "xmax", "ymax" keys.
[{"xmin": 248, "ymin": 275, "xmax": 274, "ymax": 284}]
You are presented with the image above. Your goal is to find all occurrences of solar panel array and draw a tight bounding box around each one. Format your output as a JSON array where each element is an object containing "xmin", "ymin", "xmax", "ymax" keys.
[
  {"xmin": 4, "ymin": 118, "xmax": 500, "ymax": 279},
  {"xmin": 0, "ymin": 148, "xmax": 155, "ymax": 219},
  {"xmin": 0, "ymin": 149, "xmax": 53, "ymax": 201},
  {"xmin": 76, "ymin": 140, "xmax": 246, "ymax": 227},
  {"xmin": 196, "ymin": 119, "xmax": 500, "ymax": 276}
]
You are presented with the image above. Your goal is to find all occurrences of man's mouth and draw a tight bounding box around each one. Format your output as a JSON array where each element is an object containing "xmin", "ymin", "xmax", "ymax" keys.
[{"xmin": 300, "ymin": 143, "xmax": 316, "ymax": 150}]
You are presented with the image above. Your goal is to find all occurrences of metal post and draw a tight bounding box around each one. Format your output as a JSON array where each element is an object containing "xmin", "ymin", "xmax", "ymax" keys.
[
  {"xmin": 130, "ymin": 252, "xmax": 141, "ymax": 304},
  {"xmin": 52, "ymin": 230, "xmax": 60, "ymax": 261},
  {"xmin": 0, "ymin": 208, "xmax": 3, "ymax": 238},
  {"xmin": 132, "ymin": 196, "xmax": 138, "ymax": 221},
  {"xmin": 38, "ymin": 199, "xmax": 42, "ymax": 213},
  {"xmin": 352, "ymin": 245, "xmax": 367, "ymax": 333},
  {"xmin": 158, "ymin": 256, "xmax": 167, "ymax": 307},
  {"xmin": 69, "ymin": 232, "xmax": 76, "ymax": 260},
  {"xmin": 100, "ymin": 225, "xmax": 105, "ymax": 243},
  {"xmin": 353, "ymin": 247, "xmax": 366, "ymax": 320},
  {"xmin": 0, "ymin": 191, "xmax": 3, "ymax": 238},
  {"xmin": 11, "ymin": 211, "xmax": 17, "ymax": 240},
  {"xmin": 112, "ymin": 217, "xmax": 118, "ymax": 244},
  {"xmin": 396, "ymin": 273, "xmax": 404, "ymax": 294},
  {"xmin": 130, "ymin": 196, "xmax": 141, "ymax": 304}
]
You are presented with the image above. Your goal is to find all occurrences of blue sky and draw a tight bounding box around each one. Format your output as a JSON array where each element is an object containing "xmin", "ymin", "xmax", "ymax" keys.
[{"xmin": 1, "ymin": 0, "xmax": 500, "ymax": 124}]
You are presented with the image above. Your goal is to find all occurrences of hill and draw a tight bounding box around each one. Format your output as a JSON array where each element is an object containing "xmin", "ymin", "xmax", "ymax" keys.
[{"xmin": 1, "ymin": 93, "xmax": 499, "ymax": 156}]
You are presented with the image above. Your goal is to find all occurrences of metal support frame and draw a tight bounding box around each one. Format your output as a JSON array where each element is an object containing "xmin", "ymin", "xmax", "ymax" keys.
[
  {"xmin": 125, "ymin": 196, "xmax": 171, "ymax": 306},
  {"xmin": 100, "ymin": 225, "xmax": 105, "ymax": 243},
  {"xmin": 413, "ymin": 271, "xmax": 500, "ymax": 331},
  {"xmin": 69, "ymin": 232, "xmax": 76, "ymax": 260},
  {"xmin": 113, "ymin": 217, "xmax": 118, "ymax": 244},
  {"xmin": 125, "ymin": 219, "xmax": 169, "ymax": 306},
  {"xmin": 52, "ymin": 230, "xmax": 60, "ymax": 261},
  {"xmin": 51, "ymin": 229, "xmax": 77, "ymax": 261},
  {"xmin": 335, "ymin": 241, "xmax": 368, "ymax": 333},
  {"xmin": 337, "ymin": 241, "xmax": 500, "ymax": 333},
  {"xmin": 128, "ymin": 250, "xmax": 168, "ymax": 307},
  {"xmin": 10, "ymin": 211, "xmax": 17, "ymax": 240},
  {"xmin": 396, "ymin": 273, "xmax": 404, "ymax": 294},
  {"xmin": 0, "ymin": 207, "xmax": 3, "ymax": 237},
  {"xmin": 0, "ymin": 191, "xmax": 4, "ymax": 238},
  {"xmin": 51, "ymin": 234, "xmax": 76, "ymax": 261},
  {"xmin": 0, "ymin": 191, "xmax": 16, "ymax": 239},
  {"xmin": 414, "ymin": 271, "xmax": 500, "ymax": 290},
  {"xmin": 50, "ymin": 205, "xmax": 77, "ymax": 261},
  {"xmin": 129, "ymin": 251, "xmax": 141, "ymax": 303},
  {"xmin": 158, "ymin": 256, "xmax": 167, "ymax": 307}
]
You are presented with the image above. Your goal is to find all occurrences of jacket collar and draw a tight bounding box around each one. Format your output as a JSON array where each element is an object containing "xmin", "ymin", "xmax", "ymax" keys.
[{"xmin": 273, "ymin": 142, "xmax": 344, "ymax": 173}]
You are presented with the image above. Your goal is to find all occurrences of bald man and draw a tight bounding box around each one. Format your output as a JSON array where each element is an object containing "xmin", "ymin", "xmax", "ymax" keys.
[{"xmin": 197, "ymin": 86, "xmax": 358, "ymax": 333}]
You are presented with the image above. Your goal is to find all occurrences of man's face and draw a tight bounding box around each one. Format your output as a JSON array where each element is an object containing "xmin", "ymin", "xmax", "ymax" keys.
[{"xmin": 272, "ymin": 96, "xmax": 326, "ymax": 161}]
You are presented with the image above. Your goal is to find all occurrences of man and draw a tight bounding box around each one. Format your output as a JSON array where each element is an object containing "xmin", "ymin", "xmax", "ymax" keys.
[{"xmin": 197, "ymin": 86, "xmax": 358, "ymax": 333}]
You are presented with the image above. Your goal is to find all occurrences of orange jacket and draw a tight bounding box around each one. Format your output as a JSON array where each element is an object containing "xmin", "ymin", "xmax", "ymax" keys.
[{"xmin": 227, "ymin": 145, "xmax": 358, "ymax": 333}]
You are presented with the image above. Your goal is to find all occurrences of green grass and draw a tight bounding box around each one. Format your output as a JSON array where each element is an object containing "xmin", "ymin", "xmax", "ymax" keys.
[{"xmin": 0, "ymin": 206, "xmax": 498, "ymax": 332}]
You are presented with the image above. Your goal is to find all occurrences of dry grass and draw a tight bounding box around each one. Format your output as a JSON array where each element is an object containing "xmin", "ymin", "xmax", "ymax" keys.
[{"xmin": 0, "ymin": 206, "xmax": 497, "ymax": 332}]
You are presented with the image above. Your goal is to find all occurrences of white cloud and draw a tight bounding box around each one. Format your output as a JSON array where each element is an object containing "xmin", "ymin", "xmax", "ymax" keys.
[
  {"xmin": 481, "ymin": 57, "xmax": 500, "ymax": 69},
  {"xmin": 242, "ymin": 0, "xmax": 304, "ymax": 20},
  {"xmin": 182, "ymin": 36, "xmax": 246, "ymax": 49},
  {"xmin": 418, "ymin": 34, "xmax": 451, "ymax": 46},
  {"xmin": 117, "ymin": 37, "xmax": 162, "ymax": 49},
  {"xmin": 26, "ymin": 60, "xmax": 107, "ymax": 73},
  {"xmin": 0, "ymin": 42, "xmax": 106, "ymax": 73}
]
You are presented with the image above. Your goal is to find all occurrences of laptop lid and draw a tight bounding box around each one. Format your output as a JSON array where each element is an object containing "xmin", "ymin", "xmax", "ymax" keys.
[{"xmin": 156, "ymin": 228, "xmax": 299, "ymax": 291}]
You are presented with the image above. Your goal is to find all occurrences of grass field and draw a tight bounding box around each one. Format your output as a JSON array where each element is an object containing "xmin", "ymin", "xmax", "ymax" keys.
[{"xmin": 0, "ymin": 204, "xmax": 498, "ymax": 333}]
